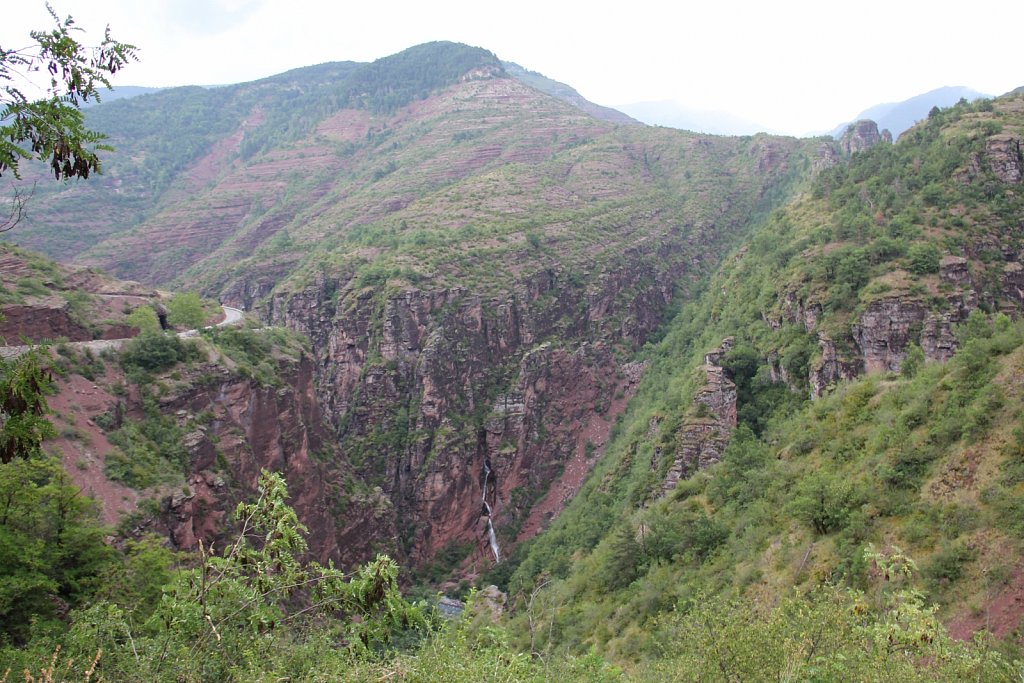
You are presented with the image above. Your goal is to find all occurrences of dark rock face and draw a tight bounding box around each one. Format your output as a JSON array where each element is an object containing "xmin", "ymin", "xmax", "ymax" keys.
[
  {"xmin": 850, "ymin": 295, "xmax": 972, "ymax": 373},
  {"xmin": 986, "ymin": 134, "xmax": 1023, "ymax": 183},
  {"xmin": 940, "ymin": 256, "xmax": 972, "ymax": 287},
  {"xmin": 810, "ymin": 335, "xmax": 862, "ymax": 398},
  {"xmin": 812, "ymin": 142, "xmax": 841, "ymax": 173},
  {"xmin": 143, "ymin": 355, "xmax": 392, "ymax": 567},
  {"xmin": 840, "ymin": 120, "xmax": 888, "ymax": 156},
  {"xmin": 852, "ymin": 299, "xmax": 929, "ymax": 373},
  {"xmin": 0, "ymin": 299, "xmax": 90, "ymax": 343},
  {"xmin": 1004, "ymin": 262, "xmax": 1024, "ymax": 306},
  {"xmin": 662, "ymin": 338, "xmax": 737, "ymax": 492},
  {"xmin": 266, "ymin": 245, "xmax": 698, "ymax": 565}
]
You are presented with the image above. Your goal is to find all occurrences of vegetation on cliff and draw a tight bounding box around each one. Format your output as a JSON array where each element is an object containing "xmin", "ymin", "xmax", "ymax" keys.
[
  {"xmin": 497, "ymin": 91, "xmax": 1024, "ymax": 662},
  {"xmin": 3, "ymin": 41, "xmax": 1024, "ymax": 681}
]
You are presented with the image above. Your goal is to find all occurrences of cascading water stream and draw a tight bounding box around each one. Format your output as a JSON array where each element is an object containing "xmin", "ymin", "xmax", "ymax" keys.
[{"xmin": 482, "ymin": 461, "xmax": 501, "ymax": 563}]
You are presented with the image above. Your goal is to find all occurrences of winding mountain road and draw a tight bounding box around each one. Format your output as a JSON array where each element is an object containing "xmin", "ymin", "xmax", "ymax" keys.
[{"xmin": 0, "ymin": 304, "xmax": 245, "ymax": 359}]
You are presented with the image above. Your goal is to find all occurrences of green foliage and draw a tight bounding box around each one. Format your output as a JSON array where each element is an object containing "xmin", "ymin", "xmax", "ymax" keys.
[
  {"xmin": 907, "ymin": 242, "xmax": 941, "ymax": 275},
  {"xmin": 507, "ymin": 303, "xmax": 1024, "ymax": 659},
  {"xmin": 125, "ymin": 304, "xmax": 160, "ymax": 333},
  {"xmin": 3, "ymin": 470, "xmax": 431, "ymax": 682},
  {"xmin": 119, "ymin": 330, "xmax": 198, "ymax": 377},
  {"xmin": 0, "ymin": 6, "xmax": 135, "ymax": 181},
  {"xmin": 706, "ymin": 425, "xmax": 774, "ymax": 509},
  {"xmin": 345, "ymin": 614, "xmax": 624, "ymax": 682},
  {"xmin": 0, "ymin": 349, "xmax": 56, "ymax": 464},
  {"xmin": 104, "ymin": 409, "xmax": 188, "ymax": 488},
  {"xmin": 165, "ymin": 291, "xmax": 206, "ymax": 329},
  {"xmin": 902, "ymin": 343, "xmax": 925, "ymax": 377},
  {"xmin": 639, "ymin": 554, "xmax": 1017, "ymax": 682},
  {"xmin": 202, "ymin": 326, "xmax": 303, "ymax": 386},
  {"xmin": 788, "ymin": 469, "xmax": 862, "ymax": 535},
  {"xmin": 338, "ymin": 42, "xmax": 501, "ymax": 114},
  {"xmin": 0, "ymin": 457, "xmax": 115, "ymax": 644}
]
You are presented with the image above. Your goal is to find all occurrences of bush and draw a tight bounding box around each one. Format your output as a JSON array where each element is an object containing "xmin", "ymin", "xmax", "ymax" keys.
[
  {"xmin": 907, "ymin": 243, "xmax": 941, "ymax": 275},
  {"xmin": 105, "ymin": 412, "xmax": 188, "ymax": 488},
  {"xmin": 126, "ymin": 305, "xmax": 160, "ymax": 333},
  {"xmin": 120, "ymin": 331, "xmax": 197, "ymax": 375},
  {"xmin": 901, "ymin": 344, "xmax": 924, "ymax": 377}
]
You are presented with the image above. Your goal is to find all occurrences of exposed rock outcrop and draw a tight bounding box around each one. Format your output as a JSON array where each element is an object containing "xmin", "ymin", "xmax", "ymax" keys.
[
  {"xmin": 839, "ymin": 120, "xmax": 890, "ymax": 156},
  {"xmin": 1004, "ymin": 262, "xmax": 1024, "ymax": 306},
  {"xmin": 809, "ymin": 334, "xmax": 862, "ymax": 398},
  {"xmin": 663, "ymin": 338, "xmax": 737, "ymax": 492},
  {"xmin": 0, "ymin": 299, "xmax": 90, "ymax": 343},
  {"xmin": 137, "ymin": 354, "xmax": 392, "ymax": 567},
  {"xmin": 265, "ymin": 241, "xmax": 699, "ymax": 565},
  {"xmin": 851, "ymin": 299, "xmax": 930, "ymax": 373},
  {"xmin": 812, "ymin": 142, "xmax": 841, "ymax": 173},
  {"xmin": 940, "ymin": 256, "xmax": 972, "ymax": 287},
  {"xmin": 266, "ymin": 260, "xmax": 679, "ymax": 565},
  {"xmin": 986, "ymin": 134, "xmax": 1023, "ymax": 183}
]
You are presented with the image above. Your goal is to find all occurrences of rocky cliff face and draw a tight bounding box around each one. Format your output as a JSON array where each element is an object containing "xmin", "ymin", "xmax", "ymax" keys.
[
  {"xmin": 265, "ymin": 252, "xmax": 688, "ymax": 565},
  {"xmin": 0, "ymin": 245, "xmax": 156, "ymax": 343},
  {"xmin": 839, "ymin": 120, "xmax": 891, "ymax": 156},
  {"xmin": 10, "ymin": 53, "xmax": 816, "ymax": 571},
  {"xmin": 779, "ymin": 251, "xmax": 1024, "ymax": 397},
  {"xmin": 123, "ymin": 354, "xmax": 392, "ymax": 566},
  {"xmin": 986, "ymin": 134, "xmax": 1023, "ymax": 183},
  {"xmin": 662, "ymin": 338, "xmax": 738, "ymax": 492}
]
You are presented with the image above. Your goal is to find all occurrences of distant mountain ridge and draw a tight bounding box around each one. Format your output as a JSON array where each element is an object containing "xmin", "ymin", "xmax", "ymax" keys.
[
  {"xmin": 82, "ymin": 85, "xmax": 164, "ymax": 107},
  {"xmin": 830, "ymin": 85, "xmax": 988, "ymax": 139}
]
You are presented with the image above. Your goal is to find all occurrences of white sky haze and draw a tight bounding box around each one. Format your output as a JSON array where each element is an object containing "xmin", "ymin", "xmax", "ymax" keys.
[{"xmin": 3, "ymin": 0, "xmax": 1021, "ymax": 136}]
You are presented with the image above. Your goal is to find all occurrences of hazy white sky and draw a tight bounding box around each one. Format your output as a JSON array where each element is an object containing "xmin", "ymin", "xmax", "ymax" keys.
[{"xmin": 3, "ymin": 0, "xmax": 1022, "ymax": 136}]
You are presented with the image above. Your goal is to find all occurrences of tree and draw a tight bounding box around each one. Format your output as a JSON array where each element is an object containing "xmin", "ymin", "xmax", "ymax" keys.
[
  {"xmin": 0, "ymin": 348, "xmax": 56, "ymax": 463},
  {"xmin": 166, "ymin": 292, "xmax": 206, "ymax": 329},
  {"xmin": 1, "ymin": 4, "xmax": 135, "ymax": 230},
  {"xmin": 126, "ymin": 304, "xmax": 161, "ymax": 333}
]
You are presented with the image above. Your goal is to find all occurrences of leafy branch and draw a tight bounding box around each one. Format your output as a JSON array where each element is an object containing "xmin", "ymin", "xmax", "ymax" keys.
[{"xmin": 0, "ymin": 3, "xmax": 136, "ymax": 181}]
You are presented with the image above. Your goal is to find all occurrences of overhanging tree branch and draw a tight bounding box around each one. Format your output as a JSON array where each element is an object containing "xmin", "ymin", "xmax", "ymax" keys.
[{"xmin": 0, "ymin": 3, "xmax": 136, "ymax": 182}]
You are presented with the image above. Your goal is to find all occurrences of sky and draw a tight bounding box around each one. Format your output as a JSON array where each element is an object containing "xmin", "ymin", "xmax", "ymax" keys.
[{"xmin": 3, "ymin": 0, "xmax": 1022, "ymax": 136}]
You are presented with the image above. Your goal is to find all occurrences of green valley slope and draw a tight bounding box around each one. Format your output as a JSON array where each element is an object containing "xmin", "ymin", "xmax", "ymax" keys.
[
  {"xmin": 503, "ymin": 92, "xmax": 1024, "ymax": 658},
  {"xmin": 8, "ymin": 42, "xmax": 825, "ymax": 571}
]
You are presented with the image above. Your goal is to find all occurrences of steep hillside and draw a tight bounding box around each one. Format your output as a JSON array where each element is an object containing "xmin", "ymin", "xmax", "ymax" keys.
[
  {"xmin": 42, "ymin": 325, "xmax": 394, "ymax": 567},
  {"xmin": 9, "ymin": 43, "xmax": 493, "ymax": 262},
  {"xmin": 3, "ymin": 46, "xmax": 1024, "ymax": 681},
  {"xmin": 503, "ymin": 92, "xmax": 1024, "ymax": 657},
  {"xmin": 0, "ymin": 243, "xmax": 156, "ymax": 344},
  {"xmin": 0, "ymin": 247, "xmax": 385, "ymax": 568},
  {"xmin": 9, "ymin": 42, "xmax": 825, "ymax": 571}
]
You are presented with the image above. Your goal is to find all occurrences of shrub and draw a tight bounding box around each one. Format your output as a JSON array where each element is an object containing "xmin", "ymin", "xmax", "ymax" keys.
[
  {"xmin": 789, "ymin": 470, "xmax": 861, "ymax": 535},
  {"xmin": 907, "ymin": 243, "xmax": 941, "ymax": 275},
  {"xmin": 126, "ymin": 305, "xmax": 160, "ymax": 333},
  {"xmin": 120, "ymin": 331, "xmax": 197, "ymax": 375}
]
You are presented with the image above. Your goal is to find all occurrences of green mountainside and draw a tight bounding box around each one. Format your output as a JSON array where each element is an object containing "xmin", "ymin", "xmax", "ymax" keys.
[
  {"xmin": 7, "ymin": 42, "xmax": 831, "ymax": 580},
  {"xmin": 1, "ymin": 42, "xmax": 1023, "ymax": 681},
  {"xmin": 501, "ymin": 93, "xmax": 1024, "ymax": 659},
  {"xmin": 10, "ymin": 42, "xmax": 495, "ymax": 261}
]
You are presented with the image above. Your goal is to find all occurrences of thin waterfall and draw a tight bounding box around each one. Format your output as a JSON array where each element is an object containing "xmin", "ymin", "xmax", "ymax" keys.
[{"xmin": 482, "ymin": 461, "xmax": 501, "ymax": 563}]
